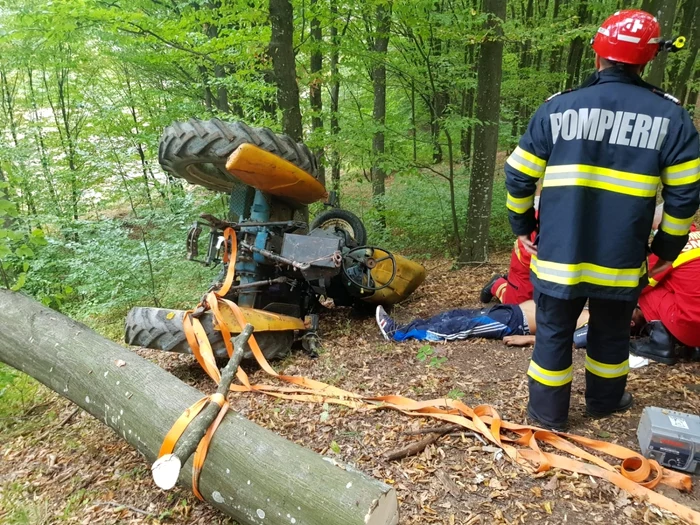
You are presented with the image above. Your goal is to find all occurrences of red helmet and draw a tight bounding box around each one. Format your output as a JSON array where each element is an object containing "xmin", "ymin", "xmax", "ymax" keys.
[{"xmin": 592, "ymin": 10, "xmax": 661, "ymax": 65}]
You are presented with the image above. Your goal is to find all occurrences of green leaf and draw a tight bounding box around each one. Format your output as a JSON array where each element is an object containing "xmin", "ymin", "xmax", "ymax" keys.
[
  {"xmin": 330, "ymin": 440, "xmax": 341, "ymax": 454},
  {"xmin": 416, "ymin": 345, "xmax": 433, "ymax": 362},
  {"xmin": 29, "ymin": 229, "xmax": 47, "ymax": 246},
  {"xmin": 0, "ymin": 244, "xmax": 10, "ymax": 259},
  {"xmin": 11, "ymin": 272, "xmax": 26, "ymax": 291},
  {"xmin": 15, "ymin": 245, "xmax": 35, "ymax": 258},
  {"xmin": 0, "ymin": 199, "xmax": 17, "ymax": 217}
]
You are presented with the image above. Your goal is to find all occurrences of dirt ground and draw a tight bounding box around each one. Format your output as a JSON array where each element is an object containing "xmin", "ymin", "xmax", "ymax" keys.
[{"xmin": 1, "ymin": 259, "xmax": 699, "ymax": 525}]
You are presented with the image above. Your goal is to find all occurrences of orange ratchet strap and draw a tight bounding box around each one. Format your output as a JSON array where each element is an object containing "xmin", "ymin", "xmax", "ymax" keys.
[
  {"xmin": 158, "ymin": 393, "xmax": 229, "ymax": 500},
  {"xmin": 170, "ymin": 228, "xmax": 700, "ymax": 524}
]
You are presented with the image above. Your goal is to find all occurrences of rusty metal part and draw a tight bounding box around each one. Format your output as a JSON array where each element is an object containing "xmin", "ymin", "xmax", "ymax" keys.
[
  {"xmin": 229, "ymin": 277, "xmax": 290, "ymax": 292},
  {"xmin": 240, "ymin": 242, "xmax": 311, "ymax": 270}
]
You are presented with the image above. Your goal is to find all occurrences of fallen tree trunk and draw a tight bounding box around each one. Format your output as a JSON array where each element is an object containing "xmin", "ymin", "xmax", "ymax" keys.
[{"xmin": 0, "ymin": 290, "xmax": 398, "ymax": 525}]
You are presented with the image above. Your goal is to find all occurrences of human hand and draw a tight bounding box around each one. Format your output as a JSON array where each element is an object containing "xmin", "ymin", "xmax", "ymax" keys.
[
  {"xmin": 503, "ymin": 335, "xmax": 536, "ymax": 347},
  {"xmin": 519, "ymin": 235, "xmax": 537, "ymax": 256},
  {"xmin": 649, "ymin": 259, "xmax": 672, "ymax": 278}
]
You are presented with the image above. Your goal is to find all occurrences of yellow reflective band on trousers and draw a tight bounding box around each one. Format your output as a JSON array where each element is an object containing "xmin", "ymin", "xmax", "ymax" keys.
[
  {"xmin": 527, "ymin": 360, "xmax": 573, "ymax": 387},
  {"xmin": 661, "ymin": 158, "xmax": 700, "ymax": 186},
  {"xmin": 660, "ymin": 211, "xmax": 693, "ymax": 237},
  {"xmin": 585, "ymin": 355, "xmax": 629, "ymax": 379},
  {"xmin": 542, "ymin": 164, "xmax": 658, "ymax": 197},
  {"xmin": 506, "ymin": 146, "xmax": 546, "ymax": 178},
  {"xmin": 506, "ymin": 192, "xmax": 535, "ymax": 214},
  {"xmin": 531, "ymin": 256, "xmax": 646, "ymax": 288}
]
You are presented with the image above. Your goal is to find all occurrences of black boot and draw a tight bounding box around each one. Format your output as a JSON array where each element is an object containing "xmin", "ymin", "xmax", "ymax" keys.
[
  {"xmin": 691, "ymin": 348, "xmax": 700, "ymax": 362},
  {"xmin": 680, "ymin": 346, "xmax": 700, "ymax": 362},
  {"xmin": 526, "ymin": 403, "xmax": 568, "ymax": 432},
  {"xmin": 586, "ymin": 391, "xmax": 634, "ymax": 418},
  {"xmin": 480, "ymin": 274, "xmax": 504, "ymax": 303},
  {"xmin": 629, "ymin": 321, "xmax": 678, "ymax": 365}
]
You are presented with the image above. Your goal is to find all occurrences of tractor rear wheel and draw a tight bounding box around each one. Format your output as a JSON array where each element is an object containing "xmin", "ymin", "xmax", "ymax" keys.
[
  {"xmin": 158, "ymin": 118, "xmax": 319, "ymax": 193},
  {"xmin": 125, "ymin": 307, "xmax": 294, "ymax": 362}
]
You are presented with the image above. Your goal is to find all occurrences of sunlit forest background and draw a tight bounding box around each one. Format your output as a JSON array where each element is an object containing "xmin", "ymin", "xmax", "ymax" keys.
[{"xmin": 0, "ymin": 0, "xmax": 697, "ymax": 334}]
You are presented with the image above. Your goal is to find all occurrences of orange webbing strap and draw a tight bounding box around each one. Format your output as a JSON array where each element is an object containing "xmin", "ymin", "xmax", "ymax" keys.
[
  {"xmin": 174, "ymin": 225, "xmax": 700, "ymax": 524},
  {"xmin": 158, "ymin": 393, "xmax": 228, "ymax": 500},
  {"xmin": 191, "ymin": 399, "xmax": 229, "ymax": 500},
  {"xmin": 159, "ymin": 397, "xmax": 209, "ymax": 457}
]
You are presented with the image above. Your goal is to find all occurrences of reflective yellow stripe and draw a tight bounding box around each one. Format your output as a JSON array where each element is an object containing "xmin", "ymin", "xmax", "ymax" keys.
[
  {"xmin": 527, "ymin": 360, "xmax": 573, "ymax": 387},
  {"xmin": 661, "ymin": 158, "xmax": 700, "ymax": 186},
  {"xmin": 674, "ymin": 246, "xmax": 700, "ymax": 267},
  {"xmin": 585, "ymin": 355, "xmax": 629, "ymax": 379},
  {"xmin": 542, "ymin": 164, "xmax": 658, "ymax": 197},
  {"xmin": 506, "ymin": 192, "xmax": 535, "ymax": 214},
  {"xmin": 648, "ymin": 246, "xmax": 700, "ymax": 287},
  {"xmin": 506, "ymin": 147, "xmax": 546, "ymax": 179},
  {"xmin": 515, "ymin": 146, "xmax": 546, "ymax": 167},
  {"xmin": 660, "ymin": 211, "xmax": 693, "ymax": 236},
  {"xmin": 531, "ymin": 256, "xmax": 646, "ymax": 288}
]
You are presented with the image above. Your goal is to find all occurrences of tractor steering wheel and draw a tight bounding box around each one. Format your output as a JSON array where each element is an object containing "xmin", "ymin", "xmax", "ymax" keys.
[{"xmin": 341, "ymin": 246, "xmax": 398, "ymax": 292}]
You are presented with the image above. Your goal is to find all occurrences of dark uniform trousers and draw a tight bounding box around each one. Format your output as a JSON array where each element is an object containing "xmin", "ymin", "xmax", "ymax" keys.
[{"xmin": 528, "ymin": 291, "xmax": 636, "ymax": 426}]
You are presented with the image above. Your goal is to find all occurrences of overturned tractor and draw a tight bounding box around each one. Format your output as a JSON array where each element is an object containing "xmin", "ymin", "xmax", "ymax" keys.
[{"xmin": 125, "ymin": 119, "xmax": 425, "ymax": 360}]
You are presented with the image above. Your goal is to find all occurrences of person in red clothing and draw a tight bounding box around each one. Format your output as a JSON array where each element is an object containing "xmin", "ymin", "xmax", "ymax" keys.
[
  {"xmin": 480, "ymin": 193, "xmax": 539, "ymax": 304},
  {"xmin": 486, "ymin": 204, "xmax": 700, "ymax": 364},
  {"xmin": 630, "ymin": 227, "xmax": 700, "ymax": 364}
]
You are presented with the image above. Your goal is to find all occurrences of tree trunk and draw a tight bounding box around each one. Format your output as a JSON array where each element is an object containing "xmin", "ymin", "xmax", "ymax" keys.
[
  {"xmin": 666, "ymin": 0, "xmax": 696, "ymax": 92},
  {"xmin": 200, "ymin": 65, "xmax": 214, "ymax": 111},
  {"xmin": 371, "ymin": 2, "xmax": 391, "ymax": 223},
  {"xmin": 646, "ymin": 0, "xmax": 677, "ymax": 89},
  {"xmin": 269, "ymin": 0, "xmax": 304, "ymax": 142},
  {"xmin": 564, "ymin": 0, "xmax": 588, "ymax": 90},
  {"xmin": 672, "ymin": 0, "xmax": 700, "ymax": 103},
  {"xmin": 329, "ymin": 0, "xmax": 342, "ymax": 195},
  {"xmin": 640, "ymin": 0, "xmax": 657, "ymax": 15},
  {"xmin": 0, "ymin": 68, "xmax": 38, "ymax": 218},
  {"xmin": 411, "ymin": 79, "xmax": 417, "ymax": 162},
  {"xmin": 0, "ymin": 290, "xmax": 399, "ymax": 525},
  {"xmin": 27, "ymin": 68, "xmax": 62, "ymax": 215},
  {"xmin": 689, "ymin": 67, "xmax": 700, "ymax": 111},
  {"xmin": 310, "ymin": 0, "xmax": 326, "ymax": 187},
  {"xmin": 461, "ymin": 45, "xmax": 476, "ymax": 163},
  {"xmin": 459, "ymin": 0, "xmax": 505, "ymax": 264},
  {"xmin": 0, "ymin": 167, "xmax": 12, "ymax": 231},
  {"xmin": 517, "ymin": 0, "xmax": 534, "ymax": 136}
]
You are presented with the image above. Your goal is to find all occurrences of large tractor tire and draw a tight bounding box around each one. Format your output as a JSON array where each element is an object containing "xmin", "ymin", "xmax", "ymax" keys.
[
  {"xmin": 158, "ymin": 118, "xmax": 319, "ymax": 193},
  {"xmin": 125, "ymin": 307, "xmax": 294, "ymax": 362}
]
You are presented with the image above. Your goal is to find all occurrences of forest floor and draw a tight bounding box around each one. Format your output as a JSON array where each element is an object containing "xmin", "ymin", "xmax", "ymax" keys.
[{"xmin": 2, "ymin": 257, "xmax": 700, "ymax": 525}]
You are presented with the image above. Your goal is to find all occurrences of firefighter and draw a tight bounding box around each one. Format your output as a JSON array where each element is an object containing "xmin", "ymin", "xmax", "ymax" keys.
[
  {"xmin": 631, "ymin": 228, "xmax": 700, "ymax": 364},
  {"xmin": 506, "ymin": 10, "xmax": 700, "ymax": 430}
]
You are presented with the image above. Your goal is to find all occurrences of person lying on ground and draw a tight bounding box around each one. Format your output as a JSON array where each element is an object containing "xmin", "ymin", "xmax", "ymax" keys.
[
  {"xmin": 375, "ymin": 298, "xmax": 699, "ymax": 363},
  {"xmin": 375, "ymin": 300, "xmax": 588, "ymax": 344}
]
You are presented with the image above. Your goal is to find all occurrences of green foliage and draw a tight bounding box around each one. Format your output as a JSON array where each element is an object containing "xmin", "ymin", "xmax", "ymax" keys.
[
  {"xmin": 446, "ymin": 388, "xmax": 465, "ymax": 400},
  {"xmin": 415, "ymin": 344, "xmax": 447, "ymax": 368},
  {"xmin": 0, "ymin": 0, "xmax": 695, "ymax": 335}
]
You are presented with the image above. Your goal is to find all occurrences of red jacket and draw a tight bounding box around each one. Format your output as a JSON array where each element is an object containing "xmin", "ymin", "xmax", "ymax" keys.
[{"xmin": 639, "ymin": 226, "xmax": 700, "ymax": 346}]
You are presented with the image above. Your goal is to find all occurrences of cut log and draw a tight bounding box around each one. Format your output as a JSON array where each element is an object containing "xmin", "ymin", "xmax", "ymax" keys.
[{"xmin": 0, "ymin": 290, "xmax": 399, "ymax": 525}]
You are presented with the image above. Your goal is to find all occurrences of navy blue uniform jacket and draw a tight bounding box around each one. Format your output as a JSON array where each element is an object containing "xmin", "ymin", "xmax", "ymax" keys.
[{"xmin": 506, "ymin": 68, "xmax": 700, "ymax": 301}]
